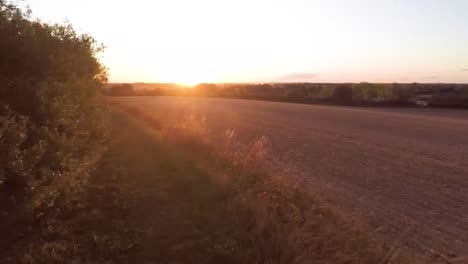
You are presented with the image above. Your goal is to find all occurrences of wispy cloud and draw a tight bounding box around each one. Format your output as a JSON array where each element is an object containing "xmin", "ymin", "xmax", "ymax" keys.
[
  {"xmin": 278, "ymin": 73, "xmax": 318, "ymax": 82},
  {"xmin": 422, "ymin": 76, "xmax": 438, "ymax": 80},
  {"xmin": 460, "ymin": 69, "xmax": 468, "ymax": 72}
]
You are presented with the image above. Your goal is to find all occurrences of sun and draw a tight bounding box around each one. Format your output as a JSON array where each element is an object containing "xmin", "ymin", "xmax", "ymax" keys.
[
  {"xmin": 170, "ymin": 72, "xmax": 215, "ymax": 88},
  {"xmin": 157, "ymin": 64, "xmax": 223, "ymax": 87},
  {"xmin": 177, "ymin": 79, "xmax": 200, "ymax": 88},
  {"xmin": 172, "ymin": 73, "xmax": 202, "ymax": 87}
]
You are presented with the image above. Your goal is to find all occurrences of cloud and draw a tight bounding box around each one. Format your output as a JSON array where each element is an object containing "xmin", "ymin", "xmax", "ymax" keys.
[
  {"xmin": 278, "ymin": 72, "xmax": 319, "ymax": 82},
  {"xmin": 461, "ymin": 69, "xmax": 468, "ymax": 72},
  {"xmin": 421, "ymin": 76, "xmax": 438, "ymax": 80}
]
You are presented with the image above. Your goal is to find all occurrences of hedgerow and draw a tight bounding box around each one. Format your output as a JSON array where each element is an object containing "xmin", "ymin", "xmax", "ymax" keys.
[{"xmin": 0, "ymin": 0, "xmax": 107, "ymax": 259}]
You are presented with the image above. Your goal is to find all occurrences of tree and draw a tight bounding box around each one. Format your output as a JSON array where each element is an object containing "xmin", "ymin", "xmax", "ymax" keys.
[
  {"xmin": 0, "ymin": 0, "xmax": 107, "ymax": 225},
  {"xmin": 194, "ymin": 83, "xmax": 218, "ymax": 96},
  {"xmin": 109, "ymin": 83, "xmax": 135, "ymax": 96},
  {"xmin": 392, "ymin": 83, "xmax": 415, "ymax": 104},
  {"xmin": 332, "ymin": 84, "xmax": 354, "ymax": 105}
]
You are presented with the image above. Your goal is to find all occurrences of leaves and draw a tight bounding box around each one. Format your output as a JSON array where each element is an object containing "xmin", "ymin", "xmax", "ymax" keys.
[{"xmin": 0, "ymin": 1, "xmax": 108, "ymax": 261}]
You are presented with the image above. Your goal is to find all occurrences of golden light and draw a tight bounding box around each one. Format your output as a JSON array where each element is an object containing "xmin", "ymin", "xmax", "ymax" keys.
[
  {"xmin": 176, "ymin": 78, "xmax": 201, "ymax": 88},
  {"xmin": 159, "ymin": 65, "xmax": 223, "ymax": 88}
]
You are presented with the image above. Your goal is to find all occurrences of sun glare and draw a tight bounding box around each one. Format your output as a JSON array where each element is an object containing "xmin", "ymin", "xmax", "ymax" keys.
[
  {"xmin": 177, "ymin": 80, "xmax": 199, "ymax": 88},
  {"xmin": 161, "ymin": 67, "xmax": 223, "ymax": 88}
]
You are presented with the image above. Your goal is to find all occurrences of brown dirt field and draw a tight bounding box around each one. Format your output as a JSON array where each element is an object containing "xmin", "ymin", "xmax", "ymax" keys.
[{"xmin": 109, "ymin": 96, "xmax": 468, "ymax": 259}]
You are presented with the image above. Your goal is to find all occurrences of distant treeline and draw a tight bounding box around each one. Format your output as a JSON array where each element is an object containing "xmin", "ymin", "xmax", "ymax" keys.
[{"xmin": 105, "ymin": 82, "xmax": 468, "ymax": 107}]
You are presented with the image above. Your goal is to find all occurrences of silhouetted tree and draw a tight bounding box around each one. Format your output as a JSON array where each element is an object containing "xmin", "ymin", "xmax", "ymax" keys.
[
  {"xmin": 194, "ymin": 83, "xmax": 218, "ymax": 96},
  {"xmin": 332, "ymin": 84, "xmax": 354, "ymax": 105},
  {"xmin": 392, "ymin": 83, "xmax": 415, "ymax": 104},
  {"xmin": 109, "ymin": 83, "xmax": 135, "ymax": 96}
]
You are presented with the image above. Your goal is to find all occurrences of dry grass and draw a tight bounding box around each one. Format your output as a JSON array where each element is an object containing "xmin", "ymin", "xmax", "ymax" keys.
[{"xmin": 108, "ymin": 100, "xmax": 424, "ymax": 263}]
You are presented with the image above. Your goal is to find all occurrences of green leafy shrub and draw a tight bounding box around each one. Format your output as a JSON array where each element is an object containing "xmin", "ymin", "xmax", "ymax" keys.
[{"xmin": 0, "ymin": 0, "xmax": 107, "ymax": 255}]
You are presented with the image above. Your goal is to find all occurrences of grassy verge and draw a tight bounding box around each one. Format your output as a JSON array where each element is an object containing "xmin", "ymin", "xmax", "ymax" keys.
[{"xmin": 93, "ymin": 103, "xmax": 421, "ymax": 264}]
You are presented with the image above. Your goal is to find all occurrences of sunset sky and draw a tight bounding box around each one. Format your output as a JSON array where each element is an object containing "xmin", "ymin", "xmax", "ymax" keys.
[{"xmin": 27, "ymin": 0, "xmax": 468, "ymax": 84}]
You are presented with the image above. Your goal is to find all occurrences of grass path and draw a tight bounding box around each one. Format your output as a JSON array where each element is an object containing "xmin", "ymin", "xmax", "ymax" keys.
[{"xmin": 101, "ymin": 109, "xmax": 254, "ymax": 263}]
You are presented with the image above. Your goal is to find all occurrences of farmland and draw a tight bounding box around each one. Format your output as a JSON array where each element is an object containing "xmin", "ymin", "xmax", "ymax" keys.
[{"xmin": 110, "ymin": 96, "xmax": 468, "ymax": 259}]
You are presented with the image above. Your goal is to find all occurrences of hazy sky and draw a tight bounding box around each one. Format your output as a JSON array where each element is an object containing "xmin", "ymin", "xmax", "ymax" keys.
[{"xmin": 27, "ymin": 0, "xmax": 468, "ymax": 84}]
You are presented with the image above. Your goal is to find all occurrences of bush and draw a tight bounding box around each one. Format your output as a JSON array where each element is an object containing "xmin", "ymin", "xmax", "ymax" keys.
[{"xmin": 0, "ymin": 0, "xmax": 107, "ymax": 249}]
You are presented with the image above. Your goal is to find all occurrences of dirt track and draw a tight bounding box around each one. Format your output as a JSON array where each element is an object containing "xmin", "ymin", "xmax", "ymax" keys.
[{"xmin": 111, "ymin": 96, "xmax": 468, "ymax": 257}]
